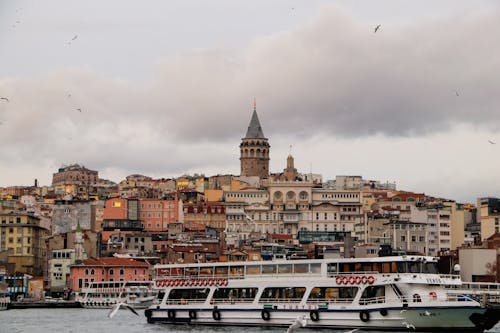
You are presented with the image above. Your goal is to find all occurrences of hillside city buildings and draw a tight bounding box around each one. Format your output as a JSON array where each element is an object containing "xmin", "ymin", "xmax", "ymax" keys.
[{"xmin": 0, "ymin": 103, "xmax": 499, "ymax": 299}]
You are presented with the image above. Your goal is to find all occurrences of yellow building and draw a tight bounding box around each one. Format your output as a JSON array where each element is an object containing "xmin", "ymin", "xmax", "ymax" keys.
[{"xmin": 0, "ymin": 213, "xmax": 49, "ymax": 275}]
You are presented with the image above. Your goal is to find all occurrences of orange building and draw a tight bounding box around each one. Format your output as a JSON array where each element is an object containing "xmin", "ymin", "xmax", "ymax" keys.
[
  {"xmin": 139, "ymin": 198, "xmax": 180, "ymax": 232},
  {"xmin": 69, "ymin": 257, "xmax": 150, "ymax": 292}
]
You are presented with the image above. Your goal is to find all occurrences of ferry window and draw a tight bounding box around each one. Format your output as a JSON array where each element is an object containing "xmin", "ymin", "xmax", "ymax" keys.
[
  {"xmin": 229, "ymin": 266, "xmax": 244, "ymax": 277},
  {"xmin": 199, "ymin": 267, "xmax": 213, "ymax": 276},
  {"xmin": 278, "ymin": 264, "xmax": 292, "ymax": 274},
  {"xmin": 408, "ymin": 262, "xmax": 420, "ymax": 273},
  {"xmin": 371, "ymin": 263, "xmax": 381, "ymax": 273},
  {"xmin": 327, "ymin": 263, "xmax": 338, "ymax": 274},
  {"xmin": 260, "ymin": 287, "xmax": 305, "ymax": 302},
  {"xmin": 294, "ymin": 264, "xmax": 308, "ymax": 274},
  {"xmin": 246, "ymin": 265, "xmax": 261, "ymax": 275},
  {"xmin": 423, "ymin": 262, "xmax": 438, "ymax": 274},
  {"xmin": 213, "ymin": 288, "xmax": 258, "ymax": 302},
  {"xmin": 359, "ymin": 286, "xmax": 385, "ymax": 305},
  {"xmin": 310, "ymin": 264, "xmax": 321, "ymax": 274},
  {"xmin": 308, "ymin": 287, "xmax": 357, "ymax": 301},
  {"xmin": 215, "ymin": 266, "xmax": 228, "ymax": 276},
  {"xmin": 354, "ymin": 263, "xmax": 362, "ymax": 271},
  {"xmin": 391, "ymin": 262, "xmax": 397, "ymax": 273},
  {"xmin": 362, "ymin": 263, "xmax": 372, "ymax": 272},
  {"xmin": 185, "ymin": 267, "xmax": 199, "ymax": 276},
  {"xmin": 341, "ymin": 263, "xmax": 355, "ymax": 272},
  {"xmin": 169, "ymin": 288, "xmax": 210, "ymax": 302},
  {"xmin": 381, "ymin": 263, "xmax": 390, "ymax": 273},
  {"xmin": 262, "ymin": 265, "xmax": 277, "ymax": 274},
  {"xmin": 397, "ymin": 262, "xmax": 408, "ymax": 273}
]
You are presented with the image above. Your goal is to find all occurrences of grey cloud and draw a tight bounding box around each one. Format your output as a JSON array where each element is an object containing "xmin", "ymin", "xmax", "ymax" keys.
[{"xmin": 1, "ymin": 6, "xmax": 500, "ymax": 184}]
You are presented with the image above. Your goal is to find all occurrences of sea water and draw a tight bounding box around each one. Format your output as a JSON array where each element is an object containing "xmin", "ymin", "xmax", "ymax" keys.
[{"xmin": 0, "ymin": 308, "xmax": 499, "ymax": 333}]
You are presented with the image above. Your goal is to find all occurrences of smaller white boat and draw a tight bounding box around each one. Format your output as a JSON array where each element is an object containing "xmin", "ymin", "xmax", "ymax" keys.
[{"xmin": 76, "ymin": 280, "xmax": 157, "ymax": 309}]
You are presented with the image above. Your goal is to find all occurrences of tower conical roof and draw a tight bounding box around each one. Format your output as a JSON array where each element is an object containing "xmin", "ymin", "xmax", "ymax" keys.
[{"xmin": 245, "ymin": 109, "xmax": 265, "ymax": 139}]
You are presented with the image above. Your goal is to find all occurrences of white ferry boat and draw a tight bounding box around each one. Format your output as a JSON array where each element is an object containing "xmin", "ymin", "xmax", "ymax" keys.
[
  {"xmin": 145, "ymin": 255, "xmax": 500, "ymax": 332},
  {"xmin": 76, "ymin": 280, "xmax": 157, "ymax": 309}
]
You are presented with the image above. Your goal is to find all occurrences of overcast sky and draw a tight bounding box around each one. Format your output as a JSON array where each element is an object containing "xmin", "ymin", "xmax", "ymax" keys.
[{"xmin": 1, "ymin": 0, "xmax": 500, "ymax": 203}]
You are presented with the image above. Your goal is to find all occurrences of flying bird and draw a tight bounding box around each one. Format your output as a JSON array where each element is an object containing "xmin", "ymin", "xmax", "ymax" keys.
[
  {"xmin": 455, "ymin": 91, "xmax": 460, "ymax": 96},
  {"xmin": 402, "ymin": 322, "xmax": 416, "ymax": 330},
  {"xmin": 488, "ymin": 140, "xmax": 496, "ymax": 145},
  {"xmin": 286, "ymin": 315, "xmax": 307, "ymax": 333},
  {"xmin": 424, "ymin": 310, "xmax": 432, "ymax": 316},
  {"xmin": 67, "ymin": 93, "xmax": 71, "ymax": 98},
  {"xmin": 0, "ymin": 97, "xmax": 9, "ymax": 102},
  {"xmin": 67, "ymin": 35, "xmax": 78, "ymax": 44},
  {"xmin": 374, "ymin": 25, "xmax": 381, "ymax": 33},
  {"xmin": 76, "ymin": 108, "xmax": 82, "ymax": 112},
  {"xmin": 107, "ymin": 302, "xmax": 139, "ymax": 318}
]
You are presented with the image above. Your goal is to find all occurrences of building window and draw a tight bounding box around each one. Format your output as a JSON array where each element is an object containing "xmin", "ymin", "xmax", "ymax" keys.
[{"xmin": 109, "ymin": 269, "xmax": 114, "ymax": 275}]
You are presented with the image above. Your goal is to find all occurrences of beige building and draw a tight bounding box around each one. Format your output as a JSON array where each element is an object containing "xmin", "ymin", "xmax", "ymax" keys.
[
  {"xmin": 0, "ymin": 213, "xmax": 49, "ymax": 275},
  {"xmin": 477, "ymin": 197, "xmax": 500, "ymax": 240}
]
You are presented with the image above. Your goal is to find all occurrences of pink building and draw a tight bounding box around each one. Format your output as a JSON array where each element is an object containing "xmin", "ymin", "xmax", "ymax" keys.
[
  {"xmin": 69, "ymin": 257, "xmax": 150, "ymax": 292},
  {"xmin": 139, "ymin": 198, "xmax": 180, "ymax": 232}
]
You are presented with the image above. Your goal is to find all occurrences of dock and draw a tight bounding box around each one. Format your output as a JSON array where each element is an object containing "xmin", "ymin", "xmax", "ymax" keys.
[{"xmin": 9, "ymin": 300, "xmax": 82, "ymax": 309}]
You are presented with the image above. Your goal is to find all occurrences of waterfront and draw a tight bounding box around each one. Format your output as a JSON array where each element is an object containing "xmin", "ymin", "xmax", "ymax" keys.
[{"xmin": 1, "ymin": 308, "xmax": 500, "ymax": 333}]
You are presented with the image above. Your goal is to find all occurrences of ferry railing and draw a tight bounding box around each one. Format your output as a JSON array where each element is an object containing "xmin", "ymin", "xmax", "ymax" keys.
[
  {"xmin": 327, "ymin": 271, "xmax": 379, "ymax": 278},
  {"xmin": 444, "ymin": 282, "xmax": 500, "ymax": 294},
  {"xmin": 165, "ymin": 298, "xmax": 207, "ymax": 305},
  {"xmin": 307, "ymin": 297, "xmax": 355, "ymax": 304},
  {"xmin": 212, "ymin": 297, "xmax": 257, "ymax": 304},
  {"xmin": 258, "ymin": 297, "xmax": 304, "ymax": 304}
]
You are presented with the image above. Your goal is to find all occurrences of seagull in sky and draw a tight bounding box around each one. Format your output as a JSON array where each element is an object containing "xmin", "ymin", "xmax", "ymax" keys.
[
  {"xmin": 455, "ymin": 91, "xmax": 460, "ymax": 96},
  {"xmin": 107, "ymin": 302, "xmax": 139, "ymax": 318},
  {"xmin": 488, "ymin": 140, "xmax": 496, "ymax": 145},
  {"xmin": 67, "ymin": 35, "xmax": 78, "ymax": 44},
  {"xmin": 76, "ymin": 108, "xmax": 82, "ymax": 112},
  {"xmin": 286, "ymin": 315, "xmax": 307, "ymax": 333},
  {"xmin": 0, "ymin": 97, "xmax": 9, "ymax": 102},
  {"xmin": 374, "ymin": 25, "xmax": 381, "ymax": 33}
]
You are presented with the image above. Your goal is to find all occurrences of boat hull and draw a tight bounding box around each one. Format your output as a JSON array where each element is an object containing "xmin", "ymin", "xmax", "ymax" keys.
[{"xmin": 145, "ymin": 306, "xmax": 497, "ymax": 332}]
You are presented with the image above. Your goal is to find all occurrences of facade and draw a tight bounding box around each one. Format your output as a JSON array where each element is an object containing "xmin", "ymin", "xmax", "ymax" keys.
[
  {"xmin": 52, "ymin": 164, "xmax": 98, "ymax": 197},
  {"xmin": 459, "ymin": 248, "xmax": 497, "ymax": 282},
  {"xmin": 69, "ymin": 257, "xmax": 150, "ymax": 292},
  {"xmin": 51, "ymin": 199, "xmax": 104, "ymax": 234},
  {"xmin": 140, "ymin": 198, "xmax": 181, "ymax": 232},
  {"xmin": 478, "ymin": 197, "xmax": 500, "ymax": 240},
  {"xmin": 48, "ymin": 249, "xmax": 76, "ymax": 293},
  {"xmin": 0, "ymin": 213, "xmax": 49, "ymax": 275},
  {"xmin": 240, "ymin": 103, "xmax": 270, "ymax": 179}
]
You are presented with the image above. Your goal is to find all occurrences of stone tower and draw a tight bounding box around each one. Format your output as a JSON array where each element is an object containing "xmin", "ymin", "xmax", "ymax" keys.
[{"xmin": 240, "ymin": 100, "xmax": 270, "ymax": 179}]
